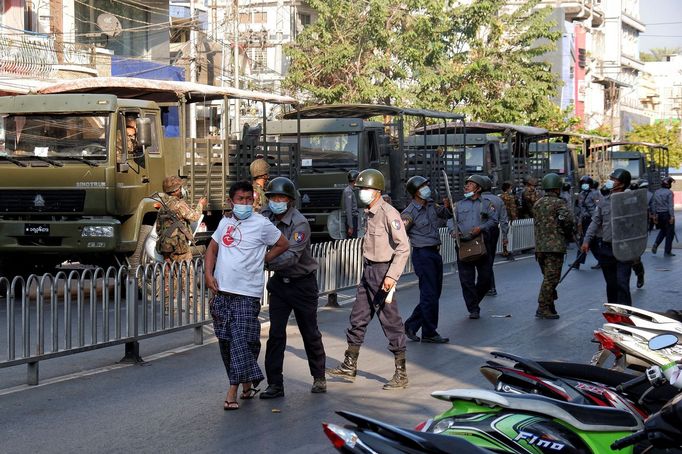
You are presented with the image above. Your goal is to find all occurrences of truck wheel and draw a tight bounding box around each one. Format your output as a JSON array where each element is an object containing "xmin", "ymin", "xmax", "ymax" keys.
[{"xmin": 127, "ymin": 224, "xmax": 155, "ymax": 271}]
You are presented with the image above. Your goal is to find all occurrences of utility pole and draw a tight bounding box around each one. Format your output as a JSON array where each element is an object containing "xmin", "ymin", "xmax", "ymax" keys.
[
  {"xmin": 189, "ymin": 0, "xmax": 198, "ymax": 138},
  {"xmin": 233, "ymin": 0, "xmax": 241, "ymax": 136}
]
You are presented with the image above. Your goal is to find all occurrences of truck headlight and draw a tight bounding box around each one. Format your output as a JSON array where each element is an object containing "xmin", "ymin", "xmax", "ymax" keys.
[{"xmin": 82, "ymin": 226, "xmax": 114, "ymax": 237}]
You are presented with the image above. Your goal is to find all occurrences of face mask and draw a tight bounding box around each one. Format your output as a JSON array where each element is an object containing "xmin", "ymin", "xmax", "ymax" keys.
[
  {"xmin": 464, "ymin": 191, "xmax": 474, "ymax": 199},
  {"xmin": 358, "ymin": 189, "xmax": 376, "ymax": 205},
  {"xmin": 604, "ymin": 180, "xmax": 615, "ymax": 190},
  {"xmin": 581, "ymin": 183, "xmax": 589, "ymax": 191},
  {"xmin": 233, "ymin": 204, "xmax": 253, "ymax": 220},
  {"xmin": 181, "ymin": 187, "xmax": 188, "ymax": 198},
  {"xmin": 418, "ymin": 186, "xmax": 431, "ymax": 199},
  {"xmin": 268, "ymin": 200, "xmax": 288, "ymax": 215}
]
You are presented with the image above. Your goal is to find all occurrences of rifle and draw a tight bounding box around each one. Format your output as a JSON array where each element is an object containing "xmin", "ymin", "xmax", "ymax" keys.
[
  {"xmin": 559, "ymin": 251, "xmax": 586, "ymax": 285},
  {"xmin": 442, "ymin": 170, "xmax": 459, "ymax": 248},
  {"xmin": 153, "ymin": 192, "xmax": 196, "ymax": 246}
]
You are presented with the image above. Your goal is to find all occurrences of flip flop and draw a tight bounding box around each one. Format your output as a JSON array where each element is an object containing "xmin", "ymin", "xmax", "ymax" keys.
[
  {"xmin": 240, "ymin": 387, "xmax": 260, "ymax": 400},
  {"xmin": 224, "ymin": 401, "xmax": 240, "ymax": 411}
]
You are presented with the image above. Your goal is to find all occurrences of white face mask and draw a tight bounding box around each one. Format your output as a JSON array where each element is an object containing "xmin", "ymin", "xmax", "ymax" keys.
[
  {"xmin": 180, "ymin": 187, "xmax": 188, "ymax": 198},
  {"xmin": 464, "ymin": 191, "xmax": 474, "ymax": 199},
  {"xmin": 581, "ymin": 183, "xmax": 589, "ymax": 191},
  {"xmin": 358, "ymin": 189, "xmax": 376, "ymax": 205},
  {"xmin": 604, "ymin": 180, "xmax": 615, "ymax": 190},
  {"xmin": 418, "ymin": 186, "xmax": 431, "ymax": 200}
]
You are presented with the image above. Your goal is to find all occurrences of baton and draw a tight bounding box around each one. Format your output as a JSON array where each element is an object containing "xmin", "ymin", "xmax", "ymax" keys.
[{"xmin": 558, "ymin": 252, "xmax": 586, "ymax": 285}]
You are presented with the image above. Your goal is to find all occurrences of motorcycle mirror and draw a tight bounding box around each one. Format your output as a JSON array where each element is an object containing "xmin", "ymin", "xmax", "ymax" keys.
[{"xmin": 648, "ymin": 333, "xmax": 678, "ymax": 351}]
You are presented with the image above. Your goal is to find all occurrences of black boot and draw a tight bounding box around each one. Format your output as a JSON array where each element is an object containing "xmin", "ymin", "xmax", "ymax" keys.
[
  {"xmin": 326, "ymin": 345, "xmax": 360, "ymax": 381},
  {"xmin": 383, "ymin": 352, "xmax": 408, "ymax": 390}
]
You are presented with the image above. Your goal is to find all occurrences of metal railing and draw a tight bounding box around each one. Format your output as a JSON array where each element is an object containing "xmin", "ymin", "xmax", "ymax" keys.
[{"xmin": 1, "ymin": 220, "xmax": 535, "ymax": 385}]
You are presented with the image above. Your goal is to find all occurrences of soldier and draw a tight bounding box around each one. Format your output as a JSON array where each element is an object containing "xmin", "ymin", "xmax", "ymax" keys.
[
  {"xmin": 342, "ymin": 170, "xmax": 360, "ymax": 238},
  {"xmin": 500, "ymin": 181, "xmax": 518, "ymax": 260},
  {"xmin": 652, "ymin": 176, "xmax": 676, "ymax": 257},
  {"xmin": 519, "ymin": 176, "xmax": 540, "ymax": 218},
  {"xmin": 401, "ymin": 175, "xmax": 451, "ymax": 344},
  {"xmin": 260, "ymin": 177, "xmax": 327, "ymax": 398},
  {"xmin": 249, "ymin": 158, "xmax": 270, "ymax": 212},
  {"xmin": 450, "ymin": 174, "xmax": 498, "ymax": 319},
  {"xmin": 582, "ymin": 169, "xmax": 635, "ymax": 306},
  {"xmin": 533, "ymin": 173, "xmax": 573, "ymax": 319},
  {"xmin": 327, "ymin": 169, "xmax": 411, "ymax": 390},
  {"xmin": 575, "ymin": 175, "xmax": 600, "ymax": 270},
  {"xmin": 155, "ymin": 176, "xmax": 207, "ymax": 311},
  {"xmin": 480, "ymin": 176, "xmax": 508, "ymax": 296}
]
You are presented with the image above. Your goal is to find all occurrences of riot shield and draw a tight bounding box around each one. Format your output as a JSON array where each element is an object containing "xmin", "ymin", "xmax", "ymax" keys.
[
  {"xmin": 327, "ymin": 209, "xmax": 366, "ymax": 240},
  {"xmin": 611, "ymin": 189, "xmax": 648, "ymax": 262}
]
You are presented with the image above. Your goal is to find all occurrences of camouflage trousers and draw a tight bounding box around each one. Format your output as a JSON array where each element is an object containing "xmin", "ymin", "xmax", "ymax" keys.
[
  {"xmin": 535, "ymin": 252, "xmax": 564, "ymax": 312},
  {"xmin": 161, "ymin": 250, "xmax": 196, "ymax": 312}
]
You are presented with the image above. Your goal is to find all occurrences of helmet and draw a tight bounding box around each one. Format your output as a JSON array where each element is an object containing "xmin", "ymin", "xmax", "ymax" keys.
[
  {"xmin": 541, "ymin": 173, "xmax": 563, "ymax": 190},
  {"xmin": 610, "ymin": 168, "xmax": 632, "ymax": 188},
  {"xmin": 356, "ymin": 169, "xmax": 385, "ymax": 191},
  {"xmin": 522, "ymin": 175, "xmax": 538, "ymax": 186},
  {"xmin": 638, "ymin": 179, "xmax": 649, "ymax": 189},
  {"xmin": 347, "ymin": 170, "xmax": 360, "ymax": 182},
  {"xmin": 579, "ymin": 175, "xmax": 594, "ymax": 186},
  {"xmin": 162, "ymin": 175, "xmax": 183, "ymax": 194},
  {"xmin": 662, "ymin": 176, "xmax": 675, "ymax": 188},
  {"xmin": 562, "ymin": 183, "xmax": 571, "ymax": 192},
  {"xmin": 480, "ymin": 176, "xmax": 493, "ymax": 192},
  {"xmin": 406, "ymin": 175, "xmax": 429, "ymax": 196},
  {"xmin": 629, "ymin": 181, "xmax": 640, "ymax": 191},
  {"xmin": 249, "ymin": 158, "xmax": 270, "ymax": 178},
  {"xmin": 465, "ymin": 174, "xmax": 487, "ymax": 190},
  {"xmin": 265, "ymin": 176, "xmax": 297, "ymax": 200}
]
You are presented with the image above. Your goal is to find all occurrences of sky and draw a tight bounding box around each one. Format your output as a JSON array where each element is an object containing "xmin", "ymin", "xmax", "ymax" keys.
[{"xmin": 639, "ymin": 0, "xmax": 682, "ymax": 52}]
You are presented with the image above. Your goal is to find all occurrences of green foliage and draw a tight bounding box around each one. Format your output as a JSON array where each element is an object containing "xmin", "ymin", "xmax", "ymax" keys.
[
  {"xmin": 640, "ymin": 47, "xmax": 682, "ymax": 62},
  {"xmin": 625, "ymin": 121, "xmax": 682, "ymax": 168},
  {"xmin": 284, "ymin": 0, "xmax": 562, "ymax": 125}
]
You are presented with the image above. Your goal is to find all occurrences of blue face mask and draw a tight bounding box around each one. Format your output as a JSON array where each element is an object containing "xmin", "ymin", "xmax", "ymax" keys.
[
  {"xmin": 464, "ymin": 191, "xmax": 474, "ymax": 199},
  {"xmin": 233, "ymin": 203, "xmax": 253, "ymax": 220},
  {"xmin": 581, "ymin": 183, "xmax": 589, "ymax": 191},
  {"xmin": 418, "ymin": 186, "xmax": 432, "ymax": 199},
  {"xmin": 604, "ymin": 180, "xmax": 615, "ymax": 190},
  {"xmin": 268, "ymin": 200, "xmax": 288, "ymax": 215}
]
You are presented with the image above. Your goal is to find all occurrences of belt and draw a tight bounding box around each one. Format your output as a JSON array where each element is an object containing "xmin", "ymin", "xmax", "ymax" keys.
[
  {"xmin": 363, "ymin": 259, "xmax": 390, "ymax": 266},
  {"xmin": 414, "ymin": 245, "xmax": 439, "ymax": 251},
  {"xmin": 217, "ymin": 290, "xmax": 240, "ymax": 297},
  {"xmin": 275, "ymin": 272, "xmax": 315, "ymax": 284}
]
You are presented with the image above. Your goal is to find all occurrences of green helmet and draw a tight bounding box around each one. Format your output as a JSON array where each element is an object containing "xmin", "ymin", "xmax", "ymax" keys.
[
  {"xmin": 610, "ymin": 168, "xmax": 632, "ymax": 188},
  {"xmin": 356, "ymin": 168, "xmax": 385, "ymax": 191},
  {"xmin": 406, "ymin": 175, "xmax": 429, "ymax": 197},
  {"xmin": 465, "ymin": 174, "xmax": 487, "ymax": 190},
  {"xmin": 347, "ymin": 170, "xmax": 360, "ymax": 182},
  {"xmin": 265, "ymin": 176, "xmax": 297, "ymax": 200},
  {"xmin": 541, "ymin": 173, "xmax": 562, "ymax": 190},
  {"xmin": 480, "ymin": 176, "xmax": 493, "ymax": 192}
]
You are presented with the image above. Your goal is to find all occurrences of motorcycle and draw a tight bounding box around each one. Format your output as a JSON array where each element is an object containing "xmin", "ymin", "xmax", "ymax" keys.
[
  {"xmin": 418, "ymin": 334, "xmax": 682, "ymax": 453},
  {"xmin": 601, "ymin": 304, "xmax": 682, "ymax": 336}
]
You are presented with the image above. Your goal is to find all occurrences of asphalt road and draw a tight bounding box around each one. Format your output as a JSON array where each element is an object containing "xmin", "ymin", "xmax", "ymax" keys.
[{"xmin": 0, "ymin": 244, "xmax": 680, "ymax": 454}]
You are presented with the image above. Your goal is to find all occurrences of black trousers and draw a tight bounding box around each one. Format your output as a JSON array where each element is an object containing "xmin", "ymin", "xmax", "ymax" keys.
[
  {"xmin": 596, "ymin": 240, "xmax": 632, "ymax": 305},
  {"xmin": 654, "ymin": 212, "xmax": 675, "ymax": 254},
  {"xmin": 577, "ymin": 216, "xmax": 599, "ymax": 264},
  {"xmin": 456, "ymin": 247, "xmax": 492, "ymax": 314},
  {"xmin": 405, "ymin": 247, "xmax": 443, "ymax": 338},
  {"xmin": 487, "ymin": 226, "xmax": 500, "ymax": 290},
  {"xmin": 346, "ymin": 262, "xmax": 406, "ymax": 353},
  {"xmin": 265, "ymin": 273, "xmax": 326, "ymax": 386}
]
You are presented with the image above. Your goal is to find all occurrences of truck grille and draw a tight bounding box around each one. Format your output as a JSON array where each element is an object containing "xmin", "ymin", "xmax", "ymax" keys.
[
  {"xmin": 298, "ymin": 188, "xmax": 344, "ymax": 210},
  {"xmin": 0, "ymin": 190, "xmax": 86, "ymax": 213}
]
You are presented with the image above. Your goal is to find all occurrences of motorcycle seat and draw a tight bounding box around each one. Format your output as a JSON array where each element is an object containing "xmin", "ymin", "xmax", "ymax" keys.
[{"xmin": 432, "ymin": 389, "xmax": 643, "ymax": 432}]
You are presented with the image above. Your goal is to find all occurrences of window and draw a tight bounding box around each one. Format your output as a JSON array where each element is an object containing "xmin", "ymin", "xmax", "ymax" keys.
[
  {"xmin": 253, "ymin": 12, "xmax": 267, "ymax": 24},
  {"xmin": 144, "ymin": 113, "xmax": 160, "ymax": 155},
  {"xmin": 299, "ymin": 13, "xmax": 311, "ymax": 26},
  {"xmin": 251, "ymin": 49, "xmax": 267, "ymax": 69}
]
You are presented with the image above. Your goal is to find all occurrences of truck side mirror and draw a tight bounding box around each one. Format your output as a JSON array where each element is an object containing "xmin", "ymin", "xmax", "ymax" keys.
[
  {"xmin": 136, "ymin": 118, "xmax": 152, "ymax": 148},
  {"xmin": 117, "ymin": 162, "xmax": 129, "ymax": 173}
]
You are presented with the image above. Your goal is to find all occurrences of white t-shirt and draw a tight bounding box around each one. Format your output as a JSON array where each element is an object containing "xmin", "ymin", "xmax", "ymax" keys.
[{"xmin": 211, "ymin": 214, "xmax": 282, "ymax": 297}]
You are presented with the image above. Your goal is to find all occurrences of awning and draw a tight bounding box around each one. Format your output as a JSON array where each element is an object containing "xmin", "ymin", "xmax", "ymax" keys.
[{"xmin": 285, "ymin": 103, "xmax": 465, "ymax": 120}]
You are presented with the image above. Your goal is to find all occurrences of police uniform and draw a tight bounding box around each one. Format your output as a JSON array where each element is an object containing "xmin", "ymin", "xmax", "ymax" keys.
[
  {"xmin": 652, "ymin": 186, "xmax": 675, "ymax": 255},
  {"xmin": 481, "ymin": 191, "xmax": 508, "ymax": 294},
  {"xmin": 401, "ymin": 200, "xmax": 451, "ymax": 340},
  {"xmin": 576, "ymin": 188, "xmax": 600, "ymax": 265},
  {"xmin": 347, "ymin": 197, "xmax": 410, "ymax": 351},
  {"xmin": 533, "ymin": 192, "xmax": 573, "ymax": 317},
  {"xmin": 262, "ymin": 206, "xmax": 326, "ymax": 390},
  {"xmin": 584, "ymin": 194, "xmax": 633, "ymax": 305},
  {"xmin": 452, "ymin": 196, "xmax": 498, "ymax": 317},
  {"xmin": 342, "ymin": 183, "xmax": 359, "ymax": 238}
]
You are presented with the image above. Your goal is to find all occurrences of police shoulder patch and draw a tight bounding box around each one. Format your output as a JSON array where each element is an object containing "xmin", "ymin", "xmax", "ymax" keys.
[
  {"xmin": 391, "ymin": 219, "xmax": 401, "ymax": 230},
  {"xmin": 293, "ymin": 231, "xmax": 306, "ymax": 243}
]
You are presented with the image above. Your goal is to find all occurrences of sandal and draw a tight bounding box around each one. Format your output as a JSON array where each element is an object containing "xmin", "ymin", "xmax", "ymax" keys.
[
  {"xmin": 224, "ymin": 400, "xmax": 240, "ymax": 411},
  {"xmin": 240, "ymin": 386, "xmax": 260, "ymax": 400}
]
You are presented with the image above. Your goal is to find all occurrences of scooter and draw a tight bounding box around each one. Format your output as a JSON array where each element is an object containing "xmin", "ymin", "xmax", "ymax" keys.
[{"xmin": 418, "ymin": 334, "xmax": 682, "ymax": 453}]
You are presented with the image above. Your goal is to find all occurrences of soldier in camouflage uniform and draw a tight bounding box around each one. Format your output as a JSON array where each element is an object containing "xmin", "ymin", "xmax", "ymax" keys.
[
  {"xmin": 519, "ymin": 176, "xmax": 540, "ymax": 219},
  {"xmin": 250, "ymin": 158, "xmax": 270, "ymax": 213},
  {"xmin": 533, "ymin": 173, "xmax": 573, "ymax": 319},
  {"xmin": 500, "ymin": 182, "xmax": 518, "ymax": 260},
  {"xmin": 156, "ymin": 176, "xmax": 207, "ymax": 311}
]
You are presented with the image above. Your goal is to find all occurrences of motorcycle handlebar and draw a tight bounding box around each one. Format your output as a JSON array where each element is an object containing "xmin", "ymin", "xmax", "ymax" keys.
[
  {"xmin": 616, "ymin": 372, "xmax": 649, "ymax": 393},
  {"xmin": 611, "ymin": 430, "xmax": 647, "ymax": 450}
]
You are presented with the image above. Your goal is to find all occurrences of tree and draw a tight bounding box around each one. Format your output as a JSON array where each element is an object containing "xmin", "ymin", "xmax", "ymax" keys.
[
  {"xmin": 283, "ymin": 0, "xmax": 562, "ymax": 125},
  {"xmin": 640, "ymin": 47, "xmax": 682, "ymax": 62},
  {"xmin": 625, "ymin": 121, "xmax": 682, "ymax": 168}
]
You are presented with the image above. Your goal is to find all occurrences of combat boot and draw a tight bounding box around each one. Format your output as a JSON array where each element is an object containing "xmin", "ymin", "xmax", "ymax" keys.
[
  {"xmin": 536, "ymin": 302, "xmax": 560, "ymax": 319},
  {"xmin": 326, "ymin": 345, "xmax": 360, "ymax": 381},
  {"xmin": 382, "ymin": 352, "xmax": 409, "ymax": 390}
]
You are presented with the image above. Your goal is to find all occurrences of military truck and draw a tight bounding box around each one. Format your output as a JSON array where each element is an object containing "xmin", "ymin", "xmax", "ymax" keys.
[
  {"xmin": 607, "ymin": 141, "xmax": 669, "ymax": 190},
  {"xmin": 267, "ymin": 104, "xmax": 464, "ymax": 237},
  {"xmin": 0, "ymin": 77, "xmax": 299, "ymax": 275}
]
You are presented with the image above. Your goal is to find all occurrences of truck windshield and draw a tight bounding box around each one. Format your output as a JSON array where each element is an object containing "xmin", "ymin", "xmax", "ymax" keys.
[
  {"xmin": 464, "ymin": 146, "xmax": 485, "ymax": 171},
  {"xmin": 612, "ymin": 158, "xmax": 640, "ymax": 178},
  {"xmin": 550, "ymin": 153, "xmax": 566, "ymax": 174},
  {"xmin": 0, "ymin": 114, "xmax": 109, "ymax": 161},
  {"xmin": 281, "ymin": 133, "xmax": 359, "ymax": 170}
]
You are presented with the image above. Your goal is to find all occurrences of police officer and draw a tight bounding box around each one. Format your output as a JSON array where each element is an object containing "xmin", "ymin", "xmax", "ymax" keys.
[
  {"xmin": 260, "ymin": 177, "xmax": 327, "ymax": 398},
  {"xmin": 575, "ymin": 175, "xmax": 600, "ymax": 270},
  {"xmin": 342, "ymin": 170, "xmax": 360, "ymax": 238},
  {"xmin": 156, "ymin": 176, "xmax": 207, "ymax": 310},
  {"xmin": 401, "ymin": 176, "xmax": 451, "ymax": 344},
  {"xmin": 481, "ymin": 176, "xmax": 508, "ymax": 296},
  {"xmin": 652, "ymin": 176, "xmax": 676, "ymax": 256},
  {"xmin": 533, "ymin": 173, "xmax": 573, "ymax": 319},
  {"xmin": 249, "ymin": 158, "xmax": 270, "ymax": 212},
  {"xmin": 327, "ymin": 169, "xmax": 411, "ymax": 390},
  {"xmin": 582, "ymin": 169, "xmax": 634, "ymax": 306},
  {"xmin": 451, "ymin": 174, "xmax": 498, "ymax": 319},
  {"xmin": 630, "ymin": 180, "xmax": 649, "ymax": 288}
]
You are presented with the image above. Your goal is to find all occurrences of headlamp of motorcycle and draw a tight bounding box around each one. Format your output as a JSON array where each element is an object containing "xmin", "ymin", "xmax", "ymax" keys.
[{"xmin": 430, "ymin": 417, "xmax": 456, "ymax": 434}]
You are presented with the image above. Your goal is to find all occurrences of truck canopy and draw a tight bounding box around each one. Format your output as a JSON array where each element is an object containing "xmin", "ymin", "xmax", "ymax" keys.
[{"xmin": 285, "ymin": 104, "xmax": 464, "ymax": 121}]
